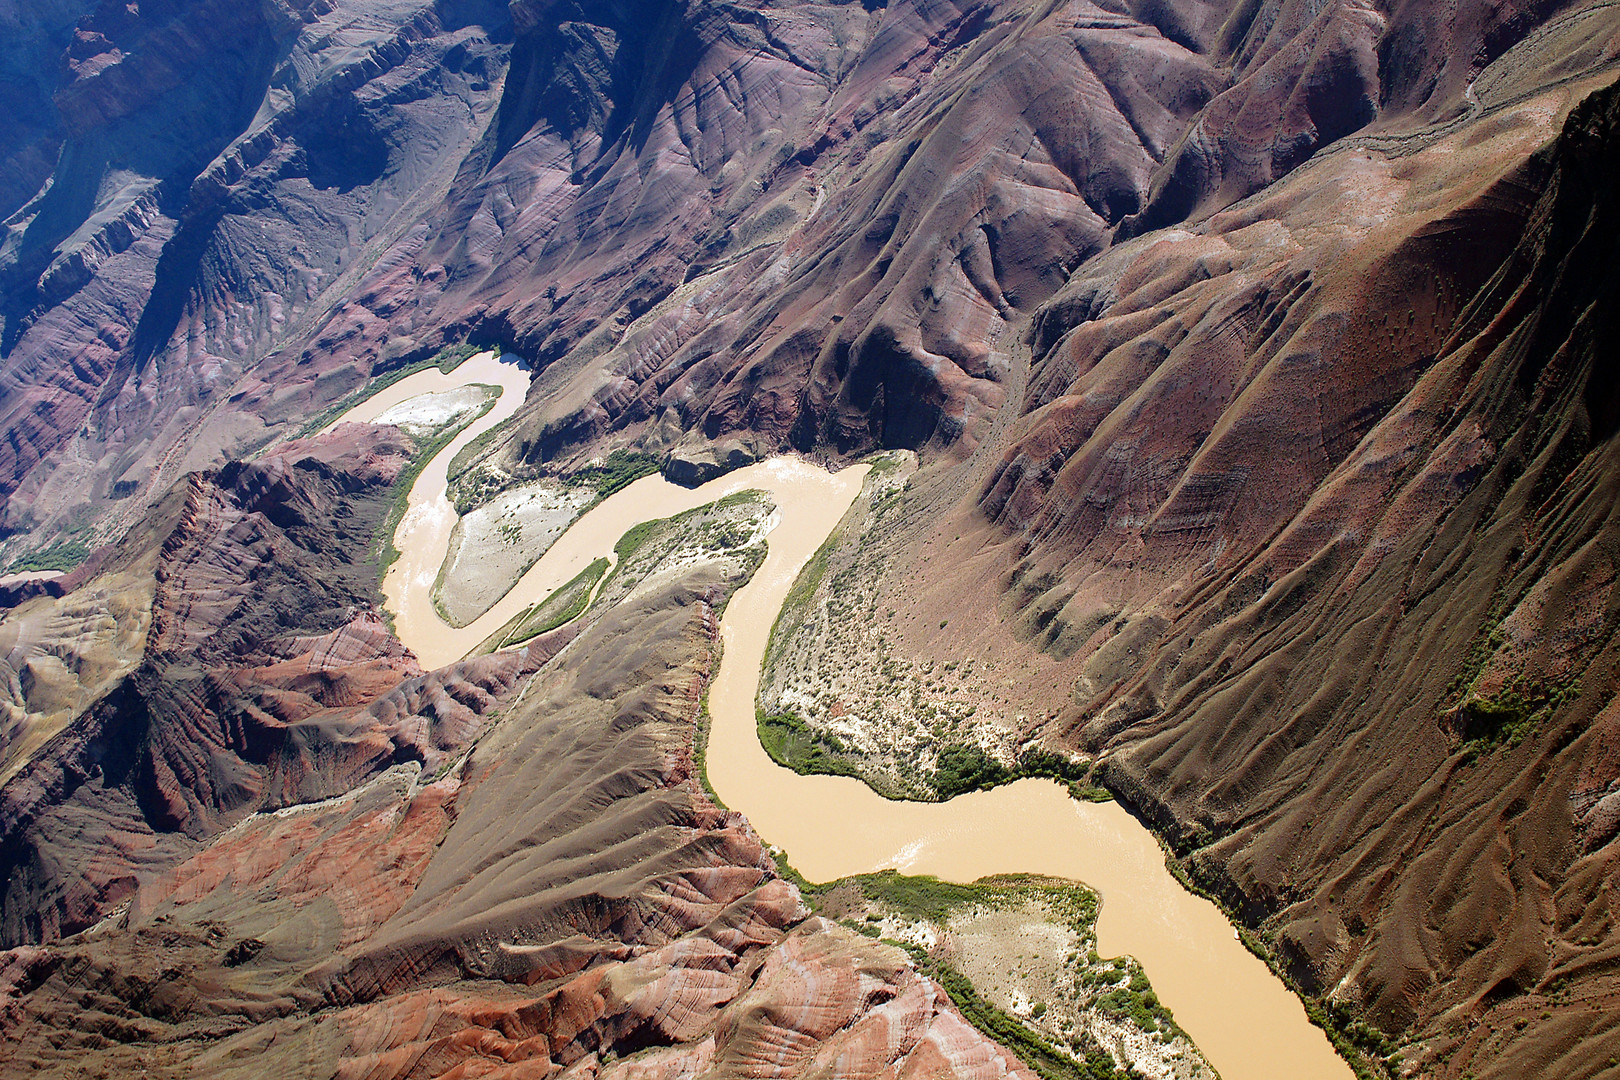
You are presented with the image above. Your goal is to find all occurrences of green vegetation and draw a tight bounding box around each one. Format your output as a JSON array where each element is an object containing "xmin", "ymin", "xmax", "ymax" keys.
[
  {"xmin": 933, "ymin": 743, "xmax": 1014, "ymax": 798},
  {"xmin": 450, "ymin": 439, "xmax": 657, "ymax": 521},
  {"xmin": 1019, "ymin": 747, "xmax": 1088, "ymax": 784},
  {"xmin": 5, "ymin": 539, "xmax": 91, "ymax": 574},
  {"xmin": 803, "ymin": 871, "xmax": 1144, "ymax": 1080},
  {"xmin": 1444, "ymin": 604, "xmax": 1507, "ymax": 703},
  {"xmin": 448, "ymin": 420, "xmax": 508, "ymax": 482},
  {"xmin": 849, "ymin": 870, "xmax": 992, "ymax": 923},
  {"xmin": 693, "ymin": 642, "xmax": 729, "ymax": 812},
  {"xmin": 1093, "ymin": 971, "xmax": 1176, "ymax": 1034},
  {"xmin": 564, "ymin": 450, "xmax": 662, "ymax": 502},
  {"xmin": 478, "ymin": 557, "xmax": 610, "ymax": 653},
  {"xmin": 831, "ymin": 873, "xmax": 1188, "ymax": 1078},
  {"xmin": 1020, "ymin": 746, "xmax": 1114, "ymax": 803},
  {"xmin": 470, "ymin": 490, "xmax": 767, "ymax": 653},
  {"xmin": 445, "ymin": 414, "xmax": 523, "ymax": 514},
  {"xmin": 1438, "ymin": 592, "xmax": 1584, "ymax": 760},
  {"xmin": 429, "ymin": 342, "xmax": 483, "ymax": 371},
  {"xmin": 1458, "ymin": 675, "xmax": 1580, "ymax": 754},
  {"xmin": 613, "ymin": 519, "xmax": 660, "ymax": 563},
  {"xmin": 766, "ymin": 849, "xmax": 825, "ymax": 904},
  {"xmin": 901, "ymin": 740, "xmax": 1108, "ymax": 802},
  {"xmin": 757, "ymin": 710, "xmax": 866, "ymax": 782},
  {"xmin": 756, "ymin": 459, "xmax": 1115, "ymax": 805},
  {"xmin": 1310, "ymin": 999, "xmax": 1401, "ymax": 1073},
  {"xmin": 863, "ymin": 450, "xmax": 907, "ymax": 478},
  {"xmin": 602, "ymin": 489, "xmax": 765, "ymax": 593},
  {"xmin": 1160, "ymin": 835, "xmax": 1394, "ymax": 1079},
  {"xmin": 764, "ymin": 527, "xmax": 838, "ymax": 669},
  {"xmin": 906, "ymin": 944, "xmax": 1139, "ymax": 1080},
  {"xmin": 450, "ymin": 466, "xmax": 511, "ymax": 515},
  {"xmin": 758, "ymin": 721, "xmax": 1114, "ymax": 804}
]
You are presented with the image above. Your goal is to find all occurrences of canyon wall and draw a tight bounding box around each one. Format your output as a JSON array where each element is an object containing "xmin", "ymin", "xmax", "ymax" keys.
[{"xmin": 5, "ymin": 0, "xmax": 1620, "ymax": 1076}]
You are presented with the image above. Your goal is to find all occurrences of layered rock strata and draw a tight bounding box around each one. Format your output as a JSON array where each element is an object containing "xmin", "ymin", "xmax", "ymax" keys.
[
  {"xmin": 6, "ymin": 0, "xmax": 1620, "ymax": 1076},
  {"xmin": 0, "ymin": 470, "xmax": 1038, "ymax": 1079}
]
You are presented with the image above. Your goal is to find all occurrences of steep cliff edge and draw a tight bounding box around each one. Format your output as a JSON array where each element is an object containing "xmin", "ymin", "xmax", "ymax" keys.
[
  {"xmin": 855, "ymin": 60, "xmax": 1620, "ymax": 1080},
  {"xmin": 13, "ymin": 0, "xmax": 1610, "ymax": 555},
  {"xmin": 0, "ymin": 423, "xmax": 564, "ymax": 944},
  {"xmin": 1079, "ymin": 80, "xmax": 1620, "ymax": 1080},
  {"xmin": 0, "ymin": 0, "xmax": 512, "ymax": 549}
]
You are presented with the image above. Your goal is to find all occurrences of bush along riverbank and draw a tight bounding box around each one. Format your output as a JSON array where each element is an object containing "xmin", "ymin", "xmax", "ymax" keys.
[{"xmin": 755, "ymin": 717, "xmax": 1117, "ymax": 805}]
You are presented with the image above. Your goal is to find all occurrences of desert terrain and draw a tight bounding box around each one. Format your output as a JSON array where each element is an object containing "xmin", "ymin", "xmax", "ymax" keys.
[{"xmin": 4, "ymin": 0, "xmax": 1620, "ymax": 1076}]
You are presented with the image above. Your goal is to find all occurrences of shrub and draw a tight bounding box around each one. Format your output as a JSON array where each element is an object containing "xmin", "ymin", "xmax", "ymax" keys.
[
  {"xmin": 933, "ymin": 743, "xmax": 1013, "ymax": 798},
  {"xmin": 6, "ymin": 539, "xmax": 91, "ymax": 574},
  {"xmin": 565, "ymin": 450, "xmax": 662, "ymax": 500}
]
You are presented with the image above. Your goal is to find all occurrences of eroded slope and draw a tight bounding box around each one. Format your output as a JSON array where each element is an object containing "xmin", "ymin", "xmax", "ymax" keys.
[
  {"xmin": 0, "ymin": 478, "xmax": 1050, "ymax": 1080},
  {"xmin": 763, "ymin": 55, "xmax": 1620, "ymax": 1080}
]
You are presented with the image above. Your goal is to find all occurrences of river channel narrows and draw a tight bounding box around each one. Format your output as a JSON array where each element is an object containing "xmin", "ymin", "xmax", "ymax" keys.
[{"xmin": 334, "ymin": 357, "xmax": 1354, "ymax": 1080}]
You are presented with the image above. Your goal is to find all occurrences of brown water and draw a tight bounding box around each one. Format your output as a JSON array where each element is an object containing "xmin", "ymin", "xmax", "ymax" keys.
[
  {"xmin": 324, "ymin": 351, "xmax": 535, "ymax": 660},
  {"xmin": 337, "ymin": 372, "xmax": 1353, "ymax": 1080}
]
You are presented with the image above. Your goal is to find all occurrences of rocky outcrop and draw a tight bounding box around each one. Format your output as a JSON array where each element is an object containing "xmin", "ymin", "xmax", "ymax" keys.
[
  {"xmin": 1122, "ymin": 0, "xmax": 1384, "ymax": 235},
  {"xmin": 5, "ymin": 0, "xmax": 1615, "ymax": 534},
  {"xmin": 0, "ymin": 524, "xmax": 1037, "ymax": 1080},
  {"xmin": 7, "ymin": 0, "xmax": 1620, "ymax": 1076},
  {"xmin": 6, "ymin": 0, "xmax": 1612, "ymax": 541},
  {"xmin": 0, "ymin": 424, "xmax": 564, "ymax": 945},
  {"xmin": 952, "ymin": 67, "xmax": 1620, "ymax": 1080},
  {"xmin": 315, "ymin": 0, "xmax": 1229, "ymax": 470},
  {"xmin": 0, "ymin": 0, "xmax": 512, "ymax": 544},
  {"xmin": 0, "ymin": 1, "xmax": 84, "ymax": 221},
  {"xmin": 0, "ymin": 578, "xmax": 65, "ymax": 609}
]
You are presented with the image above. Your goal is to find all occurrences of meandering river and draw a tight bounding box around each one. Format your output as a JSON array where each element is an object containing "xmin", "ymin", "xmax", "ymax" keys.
[{"xmin": 335, "ymin": 356, "xmax": 1354, "ymax": 1080}]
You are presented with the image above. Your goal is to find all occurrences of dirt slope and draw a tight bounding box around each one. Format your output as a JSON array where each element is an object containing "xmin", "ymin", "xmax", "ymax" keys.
[
  {"xmin": 848, "ymin": 54, "xmax": 1620, "ymax": 1080},
  {"xmin": 0, "ymin": 424, "xmax": 562, "ymax": 944}
]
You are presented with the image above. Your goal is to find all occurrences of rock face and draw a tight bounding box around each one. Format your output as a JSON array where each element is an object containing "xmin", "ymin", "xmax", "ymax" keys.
[
  {"xmin": 947, "ymin": 70, "xmax": 1620, "ymax": 1080},
  {"xmin": 0, "ymin": 493, "xmax": 1036, "ymax": 1080},
  {"xmin": 6, "ymin": 0, "xmax": 1620, "ymax": 1077},
  {"xmin": 0, "ymin": 0, "xmax": 512, "ymax": 542},
  {"xmin": 0, "ymin": 425, "xmax": 566, "ymax": 945}
]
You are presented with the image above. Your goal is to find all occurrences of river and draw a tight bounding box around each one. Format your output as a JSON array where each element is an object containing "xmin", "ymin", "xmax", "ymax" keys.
[{"xmin": 335, "ymin": 358, "xmax": 1354, "ymax": 1080}]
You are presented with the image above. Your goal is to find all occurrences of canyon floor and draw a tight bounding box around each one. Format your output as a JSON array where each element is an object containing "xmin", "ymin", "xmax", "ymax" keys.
[{"xmin": 5, "ymin": 0, "xmax": 1620, "ymax": 1076}]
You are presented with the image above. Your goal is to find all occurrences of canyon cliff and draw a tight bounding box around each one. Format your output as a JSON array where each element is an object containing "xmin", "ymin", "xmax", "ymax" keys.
[{"xmin": 4, "ymin": 0, "xmax": 1620, "ymax": 1076}]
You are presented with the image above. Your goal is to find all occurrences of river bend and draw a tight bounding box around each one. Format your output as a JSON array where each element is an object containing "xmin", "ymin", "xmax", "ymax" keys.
[{"xmin": 335, "ymin": 358, "xmax": 1353, "ymax": 1080}]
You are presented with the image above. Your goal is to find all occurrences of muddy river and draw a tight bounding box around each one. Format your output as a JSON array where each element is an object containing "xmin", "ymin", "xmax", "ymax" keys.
[{"xmin": 336, "ymin": 362, "xmax": 1354, "ymax": 1080}]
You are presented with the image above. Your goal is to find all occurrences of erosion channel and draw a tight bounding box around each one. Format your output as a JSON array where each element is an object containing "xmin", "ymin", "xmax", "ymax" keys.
[{"xmin": 337, "ymin": 358, "xmax": 1354, "ymax": 1080}]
